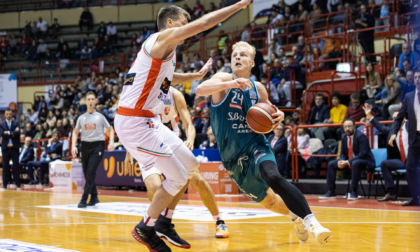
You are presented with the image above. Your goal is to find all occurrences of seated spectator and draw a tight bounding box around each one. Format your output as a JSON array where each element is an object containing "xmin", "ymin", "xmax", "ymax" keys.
[
  {"xmin": 102, "ymin": 35, "xmax": 114, "ymax": 55},
  {"xmin": 26, "ymin": 39, "xmax": 38, "ymax": 63},
  {"xmin": 19, "ymin": 33, "xmax": 30, "ymax": 54},
  {"xmin": 363, "ymin": 104, "xmax": 407, "ymax": 201},
  {"xmin": 414, "ymin": 30, "xmax": 420, "ymax": 56},
  {"xmin": 56, "ymin": 37, "xmax": 69, "ymax": 59},
  {"xmin": 199, "ymin": 126, "xmax": 217, "ymax": 149},
  {"xmin": 344, "ymin": 93, "xmax": 365, "ymax": 122},
  {"xmin": 323, "ymin": 92, "xmax": 347, "ymax": 140},
  {"xmin": 261, "ymin": 74, "xmax": 280, "ymax": 106},
  {"xmin": 376, "ymin": 2, "xmax": 391, "ymax": 31},
  {"xmin": 80, "ymin": 44, "xmax": 92, "ymax": 60},
  {"xmin": 268, "ymin": 123, "xmax": 288, "ymax": 176},
  {"xmin": 97, "ymin": 21, "xmax": 107, "ymax": 40},
  {"xmin": 19, "ymin": 136, "xmax": 35, "ymax": 184},
  {"xmin": 320, "ymin": 35, "xmax": 342, "ymax": 70},
  {"xmin": 193, "ymin": 0, "xmax": 205, "ymax": 18},
  {"xmin": 79, "ymin": 7, "xmax": 93, "ymax": 31},
  {"xmin": 397, "ymin": 69, "xmax": 415, "ymax": 102},
  {"xmin": 360, "ymin": 62, "xmax": 382, "ymax": 103},
  {"xmin": 195, "ymin": 107, "xmax": 211, "ymax": 134},
  {"xmin": 27, "ymin": 109, "xmax": 39, "ymax": 124},
  {"xmin": 307, "ymin": 92, "xmax": 330, "ymax": 141},
  {"xmin": 276, "ymin": 56, "xmax": 305, "ymax": 106},
  {"xmin": 375, "ymin": 74, "xmax": 401, "ymax": 120},
  {"xmin": 49, "ymin": 18, "xmax": 60, "ymax": 39},
  {"xmin": 36, "ymin": 17, "xmax": 48, "ymax": 39},
  {"xmin": 327, "ymin": 0, "xmax": 340, "ymax": 13},
  {"xmin": 24, "ymin": 122, "xmax": 36, "ymax": 138},
  {"xmin": 332, "ymin": 5, "xmax": 346, "ymax": 31},
  {"xmin": 141, "ymin": 27, "xmax": 151, "ymax": 41},
  {"xmin": 33, "ymin": 123, "xmax": 45, "ymax": 140},
  {"xmin": 27, "ymin": 132, "xmax": 63, "ymax": 185},
  {"xmin": 59, "ymin": 44, "xmax": 72, "ymax": 69},
  {"xmin": 402, "ymin": 59, "xmax": 414, "ymax": 75},
  {"xmin": 107, "ymin": 22, "xmax": 118, "ymax": 45},
  {"xmin": 320, "ymin": 119, "xmax": 375, "ymax": 200},
  {"xmin": 36, "ymin": 39, "xmax": 48, "ymax": 63},
  {"xmin": 398, "ymin": 43, "xmax": 418, "ymax": 71},
  {"xmin": 92, "ymin": 37, "xmax": 103, "ymax": 58}
]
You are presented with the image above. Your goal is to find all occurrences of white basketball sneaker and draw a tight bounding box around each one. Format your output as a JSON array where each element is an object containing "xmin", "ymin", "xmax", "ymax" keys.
[
  {"xmin": 304, "ymin": 214, "xmax": 332, "ymax": 245},
  {"xmin": 293, "ymin": 218, "xmax": 309, "ymax": 242}
]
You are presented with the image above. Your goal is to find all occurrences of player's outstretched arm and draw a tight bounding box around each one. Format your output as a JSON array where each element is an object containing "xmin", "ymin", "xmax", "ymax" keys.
[
  {"xmin": 196, "ymin": 72, "xmax": 252, "ymax": 96},
  {"xmin": 256, "ymin": 82, "xmax": 284, "ymax": 126},
  {"xmin": 159, "ymin": 0, "xmax": 251, "ymax": 46},
  {"xmin": 173, "ymin": 88, "xmax": 195, "ymax": 151},
  {"xmin": 172, "ymin": 59, "xmax": 212, "ymax": 85}
]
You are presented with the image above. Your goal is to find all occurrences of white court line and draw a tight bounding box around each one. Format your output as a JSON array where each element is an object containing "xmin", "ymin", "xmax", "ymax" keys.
[
  {"xmin": 6, "ymin": 190, "xmax": 420, "ymax": 213},
  {"xmin": 0, "ymin": 207, "xmax": 109, "ymax": 221},
  {"xmin": 1, "ymin": 221, "xmax": 420, "ymax": 227},
  {"xmin": 310, "ymin": 205, "xmax": 420, "ymax": 213}
]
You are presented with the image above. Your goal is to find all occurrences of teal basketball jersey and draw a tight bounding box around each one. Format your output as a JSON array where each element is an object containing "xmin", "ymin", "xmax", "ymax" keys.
[{"xmin": 210, "ymin": 77, "xmax": 268, "ymax": 162}]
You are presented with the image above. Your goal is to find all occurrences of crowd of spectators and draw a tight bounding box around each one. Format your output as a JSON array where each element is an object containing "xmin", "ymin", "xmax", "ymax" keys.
[{"xmin": 1, "ymin": 0, "xmax": 419, "ymax": 192}]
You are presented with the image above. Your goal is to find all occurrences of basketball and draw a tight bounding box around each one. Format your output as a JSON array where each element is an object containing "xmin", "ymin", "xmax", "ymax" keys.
[{"xmin": 246, "ymin": 103, "xmax": 277, "ymax": 134}]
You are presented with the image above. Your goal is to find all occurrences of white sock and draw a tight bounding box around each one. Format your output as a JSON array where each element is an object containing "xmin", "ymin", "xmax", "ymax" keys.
[
  {"xmin": 161, "ymin": 208, "xmax": 174, "ymax": 219},
  {"xmin": 303, "ymin": 214, "xmax": 320, "ymax": 228},
  {"xmin": 213, "ymin": 215, "xmax": 221, "ymax": 222},
  {"xmin": 287, "ymin": 211, "xmax": 299, "ymax": 221},
  {"xmin": 143, "ymin": 213, "xmax": 157, "ymax": 227}
]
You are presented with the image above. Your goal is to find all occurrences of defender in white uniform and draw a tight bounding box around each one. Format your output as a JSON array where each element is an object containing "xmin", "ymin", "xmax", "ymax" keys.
[
  {"xmin": 127, "ymin": 87, "xmax": 229, "ymax": 239},
  {"xmin": 114, "ymin": 3, "xmax": 252, "ymax": 251}
]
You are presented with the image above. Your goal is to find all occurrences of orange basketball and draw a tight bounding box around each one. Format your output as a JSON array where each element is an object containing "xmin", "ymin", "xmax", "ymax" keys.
[{"xmin": 246, "ymin": 103, "xmax": 277, "ymax": 134}]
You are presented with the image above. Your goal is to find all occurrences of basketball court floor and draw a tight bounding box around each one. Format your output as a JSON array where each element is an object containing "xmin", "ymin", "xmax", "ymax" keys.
[{"xmin": 0, "ymin": 187, "xmax": 419, "ymax": 252}]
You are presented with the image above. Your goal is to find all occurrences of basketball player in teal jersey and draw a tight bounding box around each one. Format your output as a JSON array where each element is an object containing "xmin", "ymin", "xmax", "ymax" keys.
[{"xmin": 195, "ymin": 41, "xmax": 332, "ymax": 244}]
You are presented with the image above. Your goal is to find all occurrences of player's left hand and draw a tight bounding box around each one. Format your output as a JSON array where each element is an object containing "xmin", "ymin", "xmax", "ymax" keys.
[
  {"xmin": 271, "ymin": 105, "xmax": 284, "ymax": 127},
  {"xmin": 108, "ymin": 142, "xmax": 115, "ymax": 152},
  {"xmin": 198, "ymin": 58, "xmax": 213, "ymax": 79},
  {"xmin": 184, "ymin": 139, "xmax": 194, "ymax": 151}
]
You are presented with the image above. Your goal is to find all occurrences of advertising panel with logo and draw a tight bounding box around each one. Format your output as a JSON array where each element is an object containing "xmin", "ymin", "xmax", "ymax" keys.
[
  {"xmin": 188, "ymin": 162, "xmax": 238, "ymax": 195},
  {"xmin": 96, "ymin": 150, "xmax": 144, "ymax": 187},
  {"xmin": 49, "ymin": 161, "xmax": 85, "ymax": 190}
]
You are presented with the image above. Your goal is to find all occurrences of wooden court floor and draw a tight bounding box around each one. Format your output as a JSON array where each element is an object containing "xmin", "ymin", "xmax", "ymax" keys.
[{"xmin": 0, "ymin": 187, "xmax": 419, "ymax": 252}]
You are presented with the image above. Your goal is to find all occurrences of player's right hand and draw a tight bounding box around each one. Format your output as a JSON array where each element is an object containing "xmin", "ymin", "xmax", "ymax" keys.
[
  {"xmin": 71, "ymin": 146, "xmax": 78, "ymax": 157},
  {"xmin": 234, "ymin": 78, "xmax": 253, "ymax": 91},
  {"xmin": 238, "ymin": 0, "xmax": 252, "ymax": 9}
]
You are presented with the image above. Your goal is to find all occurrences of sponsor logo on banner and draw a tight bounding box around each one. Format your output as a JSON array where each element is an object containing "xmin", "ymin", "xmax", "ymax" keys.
[
  {"xmin": 103, "ymin": 156, "xmax": 142, "ymax": 178},
  {"xmin": 38, "ymin": 202, "xmax": 282, "ymax": 221},
  {"xmin": 0, "ymin": 239, "xmax": 79, "ymax": 252}
]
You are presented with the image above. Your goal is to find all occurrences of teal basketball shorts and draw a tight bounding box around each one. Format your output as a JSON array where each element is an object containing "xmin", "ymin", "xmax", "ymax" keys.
[{"xmin": 223, "ymin": 143, "xmax": 276, "ymax": 202}]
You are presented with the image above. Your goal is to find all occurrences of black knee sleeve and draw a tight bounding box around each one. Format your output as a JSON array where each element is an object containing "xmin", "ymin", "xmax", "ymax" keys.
[{"xmin": 259, "ymin": 160, "xmax": 312, "ymax": 218}]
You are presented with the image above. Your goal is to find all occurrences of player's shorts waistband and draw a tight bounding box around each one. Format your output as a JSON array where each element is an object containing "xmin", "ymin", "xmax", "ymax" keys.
[{"xmin": 116, "ymin": 107, "xmax": 154, "ymax": 117}]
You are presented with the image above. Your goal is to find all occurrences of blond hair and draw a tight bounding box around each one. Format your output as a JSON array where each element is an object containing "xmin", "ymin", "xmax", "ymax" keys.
[{"xmin": 232, "ymin": 41, "xmax": 256, "ymax": 60}]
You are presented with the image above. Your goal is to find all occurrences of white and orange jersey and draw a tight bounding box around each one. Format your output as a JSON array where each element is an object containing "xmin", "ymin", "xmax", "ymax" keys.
[
  {"xmin": 117, "ymin": 32, "xmax": 177, "ymax": 117},
  {"xmin": 158, "ymin": 87, "xmax": 180, "ymax": 136}
]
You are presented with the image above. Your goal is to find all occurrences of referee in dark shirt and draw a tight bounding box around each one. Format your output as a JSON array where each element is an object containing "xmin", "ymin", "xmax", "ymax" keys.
[{"xmin": 72, "ymin": 91, "xmax": 115, "ymax": 208}]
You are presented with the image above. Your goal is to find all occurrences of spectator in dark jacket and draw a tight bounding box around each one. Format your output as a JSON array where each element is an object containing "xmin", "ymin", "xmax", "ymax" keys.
[
  {"xmin": 267, "ymin": 124, "xmax": 288, "ymax": 177},
  {"xmin": 79, "ymin": 7, "xmax": 93, "ymax": 31},
  {"xmin": 307, "ymin": 93, "xmax": 330, "ymax": 140},
  {"xmin": 27, "ymin": 132, "xmax": 63, "ymax": 185},
  {"xmin": 19, "ymin": 136, "xmax": 35, "ymax": 184}
]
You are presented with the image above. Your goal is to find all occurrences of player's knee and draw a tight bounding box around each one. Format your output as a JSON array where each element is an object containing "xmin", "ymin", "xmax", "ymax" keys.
[
  {"xmin": 259, "ymin": 161, "xmax": 283, "ymax": 186},
  {"xmin": 163, "ymin": 170, "xmax": 188, "ymax": 196},
  {"xmin": 190, "ymin": 171, "xmax": 205, "ymax": 188},
  {"xmin": 145, "ymin": 175, "xmax": 162, "ymax": 195},
  {"xmin": 186, "ymin": 158, "xmax": 199, "ymax": 179}
]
